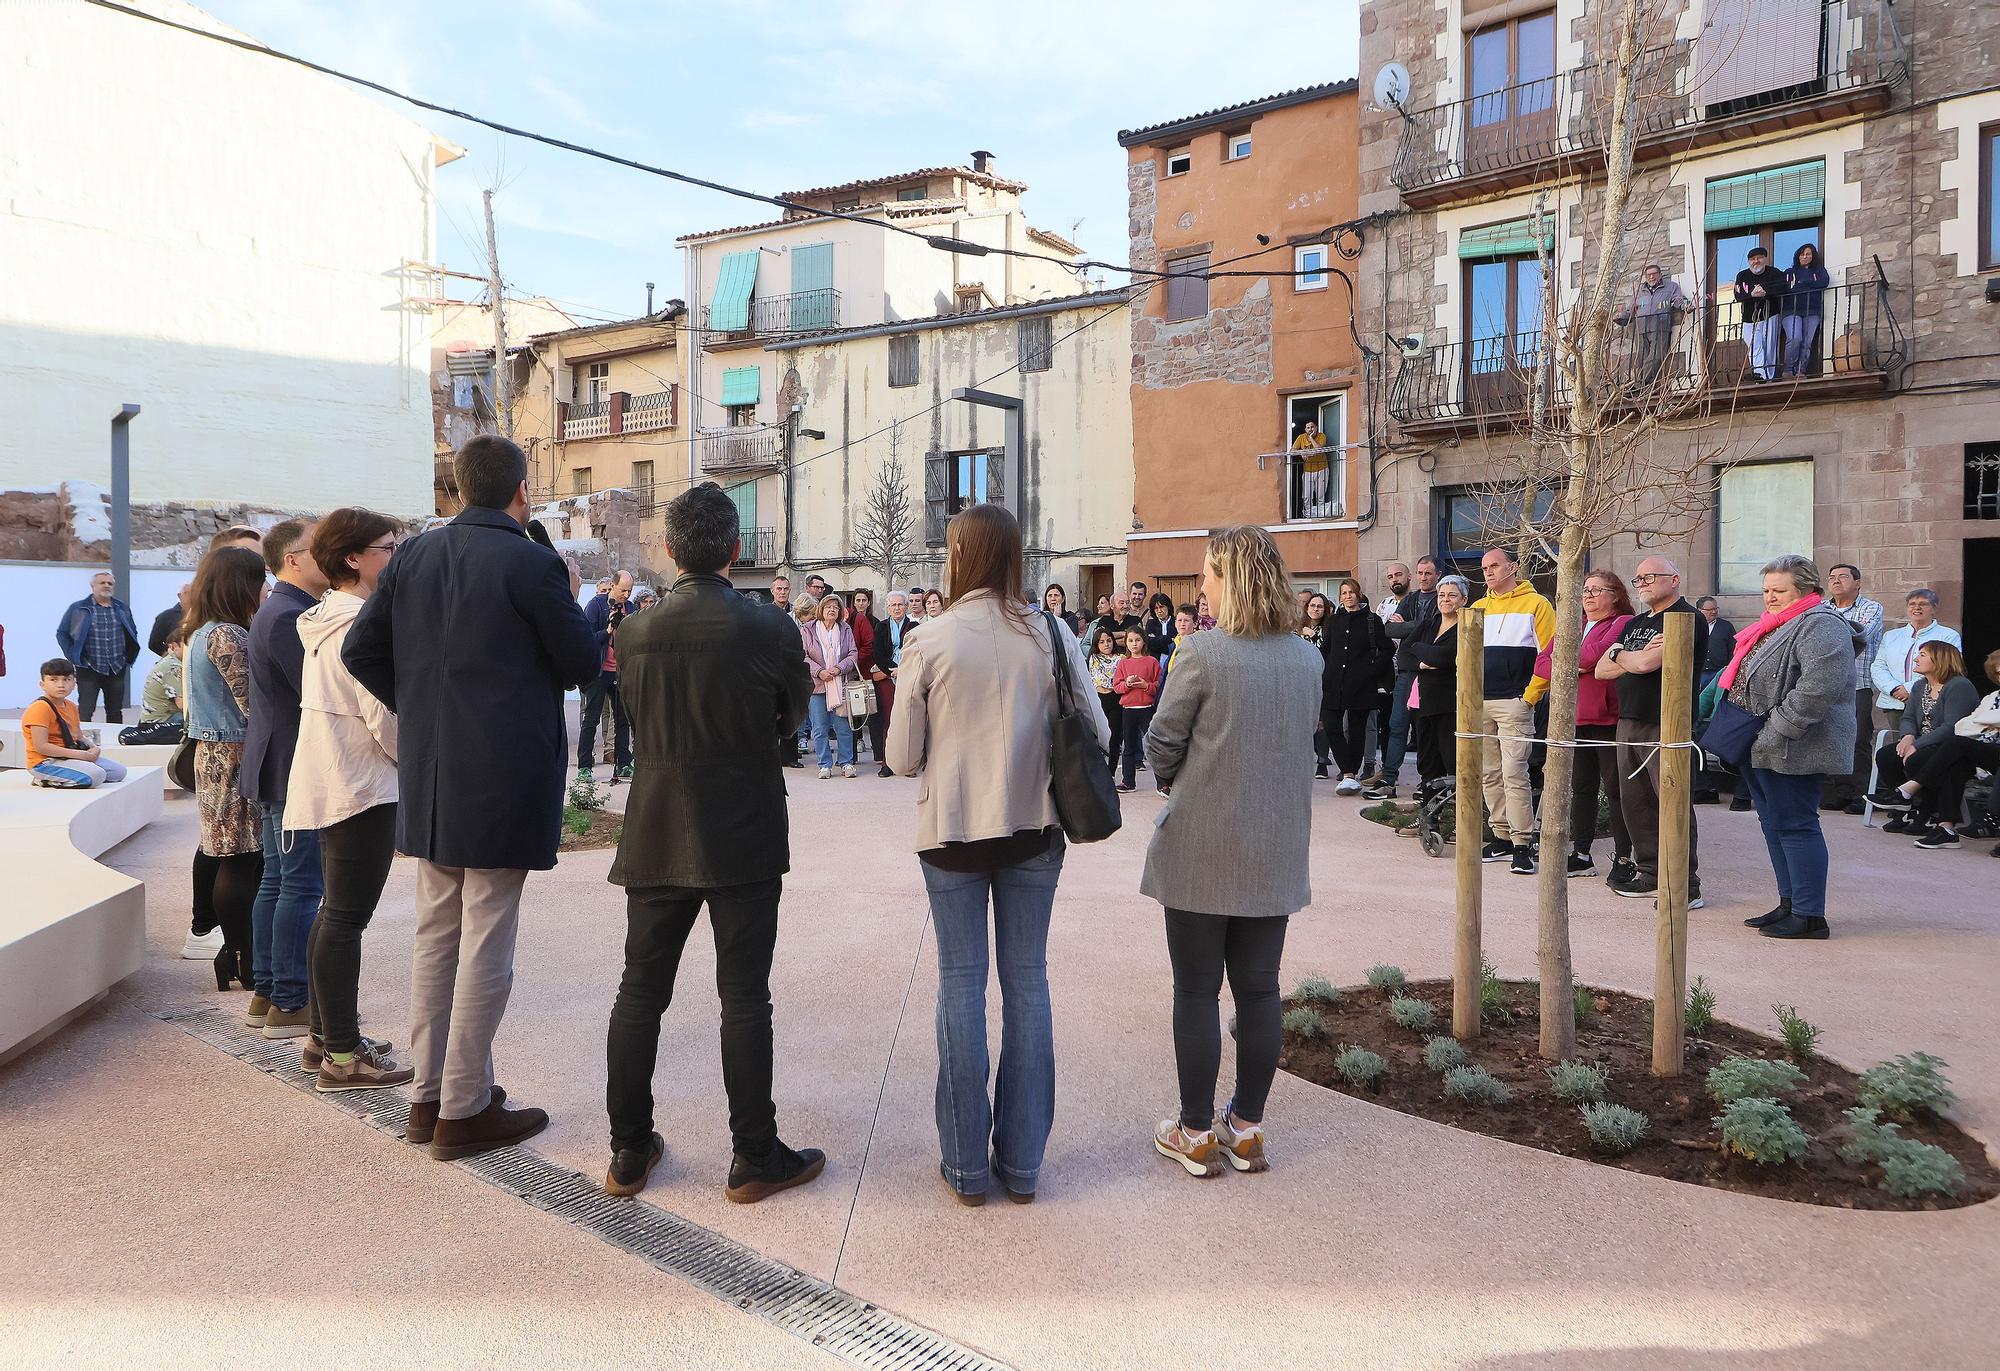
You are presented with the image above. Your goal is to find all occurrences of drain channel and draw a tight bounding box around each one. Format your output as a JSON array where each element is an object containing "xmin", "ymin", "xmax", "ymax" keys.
[{"xmin": 157, "ymin": 1003, "xmax": 1012, "ymax": 1371}]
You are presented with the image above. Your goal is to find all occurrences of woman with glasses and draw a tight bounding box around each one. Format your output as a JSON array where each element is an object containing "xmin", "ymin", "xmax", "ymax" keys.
[{"xmin": 1569, "ymin": 570, "xmax": 1636, "ymax": 880}]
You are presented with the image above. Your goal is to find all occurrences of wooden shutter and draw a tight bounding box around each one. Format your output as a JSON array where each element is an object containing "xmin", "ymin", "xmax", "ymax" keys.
[
  {"xmin": 985, "ymin": 448, "xmax": 1006, "ymax": 510},
  {"xmin": 1018, "ymin": 315, "xmax": 1052, "ymax": 372},
  {"xmin": 789, "ymin": 244, "xmax": 835, "ymax": 330},
  {"xmin": 924, "ymin": 450, "xmax": 948, "ymax": 545},
  {"xmin": 1164, "ymin": 254, "xmax": 1209, "ymax": 321},
  {"xmin": 890, "ymin": 335, "xmax": 919, "ymax": 388}
]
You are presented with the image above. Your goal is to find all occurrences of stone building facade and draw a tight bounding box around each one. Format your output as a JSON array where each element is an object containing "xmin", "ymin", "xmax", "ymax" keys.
[{"xmin": 1356, "ymin": 0, "xmax": 2000, "ymax": 682}]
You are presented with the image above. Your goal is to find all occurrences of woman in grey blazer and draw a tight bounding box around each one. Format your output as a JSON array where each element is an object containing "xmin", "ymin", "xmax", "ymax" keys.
[{"xmin": 1141, "ymin": 526, "xmax": 1322, "ymax": 1178}]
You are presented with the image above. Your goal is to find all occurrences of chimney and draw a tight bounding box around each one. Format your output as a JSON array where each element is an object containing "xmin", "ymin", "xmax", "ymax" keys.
[
  {"xmin": 645, "ymin": 282, "xmax": 655, "ymax": 315},
  {"xmin": 971, "ymin": 149, "xmax": 993, "ymax": 174}
]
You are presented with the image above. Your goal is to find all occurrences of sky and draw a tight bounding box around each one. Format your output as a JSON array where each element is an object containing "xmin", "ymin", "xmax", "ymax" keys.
[{"xmin": 192, "ymin": 0, "xmax": 1360, "ymax": 326}]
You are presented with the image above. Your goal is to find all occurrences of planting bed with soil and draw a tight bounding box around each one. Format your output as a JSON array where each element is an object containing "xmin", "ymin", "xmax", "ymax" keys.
[
  {"xmin": 1278, "ymin": 978, "xmax": 1998, "ymax": 1211},
  {"xmin": 558, "ymin": 808, "xmax": 623, "ymax": 851}
]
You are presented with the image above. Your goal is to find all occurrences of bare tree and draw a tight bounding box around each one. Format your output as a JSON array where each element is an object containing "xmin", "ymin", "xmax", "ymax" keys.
[{"xmin": 853, "ymin": 432, "xmax": 919, "ymax": 593}]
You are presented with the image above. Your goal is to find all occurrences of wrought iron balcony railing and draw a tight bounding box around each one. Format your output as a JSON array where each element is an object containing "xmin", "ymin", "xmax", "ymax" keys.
[
  {"xmin": 563, "ymin": 398, "xmax": 610, "ymax": 440},
  {"xmin": 1390, "ymin": 0, "xmax": 1906, "ymax": 203},
  {"xmin": 696, "ymin": 425, "xmax": 785, "ymax": 474},
  {"xmin": 1389, "ymin": 278, "xmax": 1904, "ymax": 431},
  {"xmin": 733, "ymin": 527, "xmax": 780, "ymax": 568},
  {"xmin": 699, "ymin": 288, "xmax": 842, "ymax": 343}
]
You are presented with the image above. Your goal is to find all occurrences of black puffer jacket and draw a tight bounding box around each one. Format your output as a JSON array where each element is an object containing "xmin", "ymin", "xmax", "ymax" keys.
[{"xmin": 1320, "ymin": 606, "xmax": 1393, "ymax": 709}]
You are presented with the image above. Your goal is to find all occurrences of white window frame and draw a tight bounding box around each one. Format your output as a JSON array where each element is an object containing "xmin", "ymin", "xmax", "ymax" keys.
[
  {"xmin": 582, "ymin": 361, "xmax": 609, "ymax": 405},
  {"xmin": 1295, "ymin": 244, "xmax": 1328, "ymax": 291},
  {"xmin": 1226, "ymin": 130, "xmax": 1253, "ymax": 161},
  {"xmin": 1165, "ymin": 147, "xmax": 1192, "ymax": 177}
]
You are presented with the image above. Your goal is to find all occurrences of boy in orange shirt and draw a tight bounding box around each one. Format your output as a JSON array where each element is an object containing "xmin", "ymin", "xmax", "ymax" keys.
[{"xmin": 24, "ymin": 658, "xmax": 129, "ymax": 788}]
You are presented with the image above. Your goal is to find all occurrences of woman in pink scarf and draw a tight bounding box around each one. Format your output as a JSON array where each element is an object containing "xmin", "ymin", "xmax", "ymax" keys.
[{"xmin": 800, "ymin": 594, "xmax": 858, "ymax": 778}]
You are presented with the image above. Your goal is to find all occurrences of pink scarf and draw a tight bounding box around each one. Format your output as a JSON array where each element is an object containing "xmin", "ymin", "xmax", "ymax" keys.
[{"xmin": 1717, "ymin": 593, "xmax": 1823, "ymax": 691}]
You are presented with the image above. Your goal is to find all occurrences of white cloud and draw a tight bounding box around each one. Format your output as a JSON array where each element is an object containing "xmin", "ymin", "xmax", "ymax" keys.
[{"xmin": 527, "ymin": 72, "xmax": 628, "ymax": 138}]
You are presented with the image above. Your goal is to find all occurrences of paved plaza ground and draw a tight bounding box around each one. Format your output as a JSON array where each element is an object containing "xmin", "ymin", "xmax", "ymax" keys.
[{"xmin": 3, "ymin": 771, "xmax": 1996, "ymax": 1369}]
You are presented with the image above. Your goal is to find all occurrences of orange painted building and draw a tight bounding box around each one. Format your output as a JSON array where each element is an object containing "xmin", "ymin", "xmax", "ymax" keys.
[{"xmin": 1117, "ymin": 80, "xmax": 1365, "ymax": 605}]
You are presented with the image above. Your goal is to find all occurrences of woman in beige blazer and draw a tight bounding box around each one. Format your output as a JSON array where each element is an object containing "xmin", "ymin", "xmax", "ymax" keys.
[
  {"xmin": 1142, "ymin": 526, "xmax": 1321, "ymax": 1179},
  {"xmin": 885, "ymin": 505, "xmax": 1108, "ymax": 1205}
]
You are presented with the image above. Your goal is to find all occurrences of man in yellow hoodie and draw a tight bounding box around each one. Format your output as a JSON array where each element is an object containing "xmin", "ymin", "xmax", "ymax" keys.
[{"xmin": 1472, "ymin": 548, "xmax": 1555, "ymax": 874}]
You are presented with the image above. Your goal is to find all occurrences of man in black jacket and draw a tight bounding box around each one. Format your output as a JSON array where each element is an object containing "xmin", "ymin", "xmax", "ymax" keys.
[
  {"xmin": 1734, "ymin": 246, "xmax": 1785, "ymax": 382},
  {"xmin": 344, "ymin": 435, "xmax": 597, "ymax": 1162},
  {"xmin": 600, "ymin": 481, "xmax": 824, "ymax": 1203},
  {"xmin": 1369, "ymin": 555, "xmax": 1440, "ymax": 799}
]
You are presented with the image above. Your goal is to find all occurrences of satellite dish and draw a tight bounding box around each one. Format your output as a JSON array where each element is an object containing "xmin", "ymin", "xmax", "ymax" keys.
[{"xmin": 1373, "ymin": 62, "xmax": 1412, "ymax": 110}]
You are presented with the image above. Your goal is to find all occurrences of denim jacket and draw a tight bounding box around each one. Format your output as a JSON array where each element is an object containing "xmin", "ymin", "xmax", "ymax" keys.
[{"xmin": 185, "ymin": 622, "xmax": 248, "ymax": 743}]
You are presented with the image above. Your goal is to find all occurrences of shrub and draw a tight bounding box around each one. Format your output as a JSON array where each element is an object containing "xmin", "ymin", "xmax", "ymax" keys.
[
  {"xmin": 567, "ymin": 775, "xmax": 605, "ymax": 813},
  {"xmin": 1772, "ymin": 1003, "xmax": 1822, "ymax": 1065},
  {"xmin": 1292, "ymin": 974, "xmax": 1340, "ymax": 1006},
  {"xmin": 1705, "ymin": 1056, "xmax": 1805, "ymax": 1105},
  {"xmin": 1422, "ymin": 1036, "xmax": 1468, "ymax": 1072},
  {"xmin": 1579, "ymin": 1103, "xmax": 1650, "ymax": 1155},
  {"xmin": 1713, "ymin": 1097, "xmax": 1811, "ymax": 1165},
  {"xmin": 1877, "ymin": 1140, "xmax": 1966, "ymax": 1199},
  {"xmin": 1365, "ymin": 964, "xmax": 1407, "ymax": 994},
  {"xmin": 1573, "ymin": 985, "xmax": 1596, "ymax": 1025},
  {"xmin": 1545, "ymin": 1059, "xmax": 1611, "ymax": 1103},
  {"xmin": 1280, "ymin": 1006, "xmax": 1326, "ymax": 1040},
  {"xmin": 1685, "ymin": 975, "xmax": 1717, "ymax": 1037},
  {"xmin": 1836, "ymin": 1106, "xmax": 1902, "ymax": 1166},
  {"xmin": 1856, "ymin": 1052, "xmax": 1958, "ymax": 1122},
  {"xmin": 563, "ymin": 808, "xmax": 592, "ymax": 838},
  {"xmin": 1333, "ymin": 1044, "xmax": 1386, "ymax": 1088},
  {"xmin": 1479, "ymin": 957, "xmax": 1510, "ymax": 1023},
  {"xmin": 1442, "ymin": 1065, "xmax": 1512, "ymax": 1105},
  {"xmin": 1387, "ymin": 996, "xmax": 1437, "ymax": 1032}
]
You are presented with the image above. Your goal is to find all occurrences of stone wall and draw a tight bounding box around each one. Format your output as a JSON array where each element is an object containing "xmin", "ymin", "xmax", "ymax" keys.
[
  {"xmin": 1127, "ymin": 151, "xmax": 1276, "ymax": 391},
  {"xmin": 0, "ymin": 483, "xmax": 300, "ymax": 565}
]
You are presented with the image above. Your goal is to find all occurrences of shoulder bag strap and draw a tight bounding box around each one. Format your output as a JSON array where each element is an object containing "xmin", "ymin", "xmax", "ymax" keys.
[
  {"xmin": 1043, "ymin": 610, "xmax": 1078, "ymax": 717},
  {"xmin": 43, "ymin": 697, "xmax": 80, "ymax": 751}
]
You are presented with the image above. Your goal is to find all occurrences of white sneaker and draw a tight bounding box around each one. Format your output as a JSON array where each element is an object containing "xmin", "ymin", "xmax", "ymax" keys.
[
  {"xmin": 180, "ymin": 927, "xmax": 226, "ymax": 959},
  {"xmin": 818, "ymin": 766, "xmax": 832, "ymax": 780},
  {"xmin": 841, "ymin": 764, "xmax": 856, "ymax": 779},
  {"xmin": 1335, "ymin": 776, "xmax": 1362, "ymax": 795}
]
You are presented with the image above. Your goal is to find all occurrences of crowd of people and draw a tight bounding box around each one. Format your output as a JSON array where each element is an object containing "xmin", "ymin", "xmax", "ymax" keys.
[{"xmin": 14, "ymin": 426, "xmax": 1995, "ymax": 1198}]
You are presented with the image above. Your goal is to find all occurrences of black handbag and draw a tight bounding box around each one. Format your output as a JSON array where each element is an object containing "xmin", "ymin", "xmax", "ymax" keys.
[
  {"xmin": 1042, "ymin": 610, "xmax": 1122, "ymax": 843},
  {"xmin": 1699, "ymin": 694, "xmax": 1765, "ymax": 768}
]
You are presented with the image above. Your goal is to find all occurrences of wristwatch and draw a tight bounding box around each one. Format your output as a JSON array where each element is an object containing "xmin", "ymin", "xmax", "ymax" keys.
[{"xmin": 1607, "ymin": 644, "xmax": 1624, "ymax": 662}]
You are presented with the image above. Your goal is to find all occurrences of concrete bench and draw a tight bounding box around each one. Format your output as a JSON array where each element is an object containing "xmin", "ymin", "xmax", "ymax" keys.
[
  {"xmin": 0, "ymin": 766, "xmax": 163, "ymax": 1064},
  {"xmin": 0, "ymin": 730, "xmax": 183, "ymax": 789}
]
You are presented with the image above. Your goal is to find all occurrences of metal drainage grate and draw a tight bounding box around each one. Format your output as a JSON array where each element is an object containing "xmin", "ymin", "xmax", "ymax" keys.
[{"xmin": 157, "ymin": 1003, "xmax": 1012, "ymax": 1371}]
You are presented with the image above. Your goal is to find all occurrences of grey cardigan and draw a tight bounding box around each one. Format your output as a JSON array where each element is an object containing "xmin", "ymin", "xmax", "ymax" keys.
[
  {"xmin": 1724, "ymin": 604, "xmax": 1860, "ymax": 776},
  {"xmin": 1140, "ymin": 629, "xmax": 1322, "ymax": 918},
  {"xmin": 1898, "ymin": 675, "xmax": 1980, "ymax": 752}
]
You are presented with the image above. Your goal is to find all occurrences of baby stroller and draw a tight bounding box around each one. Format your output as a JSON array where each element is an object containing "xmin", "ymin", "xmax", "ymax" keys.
[{"xmin": 1414, "ymin": 775, "xmax": 1457, "ymax": 858}]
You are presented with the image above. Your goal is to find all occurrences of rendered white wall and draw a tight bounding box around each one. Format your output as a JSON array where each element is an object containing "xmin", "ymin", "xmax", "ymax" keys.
[{"xmin": 0, "ymin": 0, "xmax": 444, "ymax": 521}]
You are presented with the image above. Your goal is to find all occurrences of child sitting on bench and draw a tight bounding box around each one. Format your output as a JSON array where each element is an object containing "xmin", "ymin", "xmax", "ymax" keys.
[{"xmin": 24, "ymin": 658, "xmax": 129, "ymax": 788}]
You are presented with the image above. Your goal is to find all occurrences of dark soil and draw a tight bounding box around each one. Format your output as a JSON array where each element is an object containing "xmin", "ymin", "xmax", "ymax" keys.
[
  {"xmin": 559, "ymin": 808, "xmax": 624, "ymax": 851},
  {"xmin": 1279, "ymin": 979, "xmax": 1999, "ymax": 1211}
]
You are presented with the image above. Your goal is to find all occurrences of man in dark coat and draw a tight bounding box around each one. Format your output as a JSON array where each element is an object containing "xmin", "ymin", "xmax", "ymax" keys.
[
  {"xmin": 599, "ymin": 481, "xmax": 824, "ymax": 1203},
  {"xmin": 343, "ymin": 435, "xmax": 597, "ymax": 1162}
]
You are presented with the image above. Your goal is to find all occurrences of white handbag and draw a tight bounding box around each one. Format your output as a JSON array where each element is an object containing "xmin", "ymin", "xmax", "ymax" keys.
[{"xmin": 843, "ymin": 680, "xmax": 877, "ymax": 720}]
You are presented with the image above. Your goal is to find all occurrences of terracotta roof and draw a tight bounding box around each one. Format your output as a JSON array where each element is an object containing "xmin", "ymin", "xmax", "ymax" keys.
[
  {"xmin": 1116, "ymin": 79, "xmax": 1359, "ymax": 146},
  {"xmin": 675, "ymin": 197, "xmax": 973, "ymax": 244},
  {"xmin": 526, "ymin": 302, "xmax": 685, "ymax": 345},
  {"xmin": 778, "ymin": 166, "xmax": 1028, "ymax": 200},
  {"xmin": 765, "ymin": 286, "xmax": 1136, "ymax": 349}
]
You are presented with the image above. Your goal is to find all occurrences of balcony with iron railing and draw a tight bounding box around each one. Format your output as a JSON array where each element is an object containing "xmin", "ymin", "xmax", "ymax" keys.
[
  {"xmin": 696, "ymin": 425, "xmax": 785, "ymax": 474},
  {"xmin": 1252, "ymin": 448, "xmax": 1352, "ymax": 523},
  {"xmin": 1390, "ymin": 0, "xmax": 1906, "ymax": 206},
  {"xmin": 622, "ymin": 388, "xmax": 675, "ymax": 435},
  {"xmin": 560, "ymin": 388, "xmax": 677, "ymax": 441},
  {"xmin": 733, "ymin": 527, "xmax": 780, "ymax": 568},
  {"xmin": 1389, "ymin": 277, "xmax": 1904, "ymax": 435},
  {"xmin": 563, "ymin": 398, "xmax": 610, "ymax": 440},
  {"xmin": 699, "ymin": 289, "xmax": 842, "ymax": 346}
]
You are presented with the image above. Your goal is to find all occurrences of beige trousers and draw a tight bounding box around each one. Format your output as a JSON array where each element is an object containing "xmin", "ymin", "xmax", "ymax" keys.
[
  {"xmin": 1480, "ymin": 696, "xmax": 1537, "ymax": 843},
  {"xmin": 408, "ymin": 861, "xmax": 530, "ymax": 1120}
]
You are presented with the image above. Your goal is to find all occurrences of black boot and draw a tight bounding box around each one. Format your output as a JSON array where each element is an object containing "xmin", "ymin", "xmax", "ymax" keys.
[
  {"xmin": 1759, "ymin": 913, "xmax": 1829, "ymax": 940},
  {"xmin": 1744, "ymin": 897, "xmax": 1791, "ymax": 929},
  {"xmin": 726, "ymin": 1141, "xmax": 826, "ymax": 1204}
]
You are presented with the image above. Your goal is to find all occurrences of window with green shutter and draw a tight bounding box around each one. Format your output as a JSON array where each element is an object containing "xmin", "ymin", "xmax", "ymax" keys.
[
  {"xmin": 1703, "ymin": 161, "xmax": 1825, "ymax": 233},
  {"xmin": 789, "ymin": 243, "xmax": 835, "ymax": 330},
  {"xmin": 720, "ymin": 366, "xmax": 760, "ymax": 408},
  {"xmin": 708, "ymin": 250, "xmax": 759, "ymax": 332},
  {"xmin": 725, "ymin": 478, "xmax": 758, "ymax": 531},
  {"xmin": 1458, "ymin": 215, "xmax": 1555, "ymax": 259}
]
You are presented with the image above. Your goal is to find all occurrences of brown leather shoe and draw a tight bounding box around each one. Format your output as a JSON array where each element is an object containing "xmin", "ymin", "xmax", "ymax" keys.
[
  {"xmin": 428, "ymin": 1094, "xmax": 548, "ymax": 1161},
  {"xmin": 405, "ymin": 1086, "xmax": 503, "ymax": 1145}
]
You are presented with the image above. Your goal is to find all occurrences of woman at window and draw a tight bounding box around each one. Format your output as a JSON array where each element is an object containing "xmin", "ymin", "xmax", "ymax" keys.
[
  {"xmin": 1779, "ymin": 243, "xmax": 1830, "ymax": 380},
  {"xmin": 1299, "ymin": 592, "xmax": 1333, "ymax": 778},
  {"xmin": 1873, "ymin": 642, "xmax": 1979, "ymax": 843},
  {"xmin": 885, "ymin": 504, "xmax": 1107, "ymax": 1205},
  {"xmin": 182, "ymin": 546, "xmax": 269, "ymax": 990},
  {"xmin": 1087, "ymin": 626, "xmax": 1124, "ymax": 777},
  {"xmin": 1114, "ymin": 626, "xmax": 1163, "ymax": 793},
  {"xmin": 800, "ymin": 594, "xmax": 858, "ymax": 779},
  {"xmin": 1321, "ymin": 578, "xmax": 1392, "ymax": 796},
  {"xmin": 1569, "ymin": 570, "xmax": 1636, "ymax": 880},
  {"xmin": 1142, "ymin": 525, "xmax": 1321, "ymax": 1179},
  {"xmin": 1404, "ymin": 575, "xmax": 1469, "ymax": 795}
]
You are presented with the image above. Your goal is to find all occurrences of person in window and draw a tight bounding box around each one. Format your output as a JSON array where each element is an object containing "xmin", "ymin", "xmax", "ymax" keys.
[
  {"xmin": 1779, "ymin": 243, "xmax": 1830, "ymax": 380},
  {"xmin": 1613, "ymin": 264, "xmax": 1688, "ymax": 386},
  {"xmin": 800, "ymin": 593, "xmax": 858, "ymax": 779},
  {"xmin": 1871, "ymin": 643, "xmax": 1978, "ymax": 837},
  {"xmin": 1299, "ymin": 592, "xmax": 1334, "ymax": 778},
  {"xmin": 1291, "ymin": 421, "xmax": 1331, "ymax": 518},
  {"xmin": 1733, "ymin": 246, "xmax": 1786, "ymax": 383}
]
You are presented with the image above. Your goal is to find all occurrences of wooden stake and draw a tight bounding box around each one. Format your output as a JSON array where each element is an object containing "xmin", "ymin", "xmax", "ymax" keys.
[
  {"xmin": 1652, "ymin": 611, "xmax": 1693, "ymax": 1076},
  {"xmin": 1454, "ymin": 607, "xmax": 1486, "ymax": 1039}
]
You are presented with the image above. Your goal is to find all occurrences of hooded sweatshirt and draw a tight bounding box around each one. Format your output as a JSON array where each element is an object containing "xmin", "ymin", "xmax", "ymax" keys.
[
  {"xmin": 1472, "ymin": 578, "xmax": 1556, "ymax": 705},
  {"xmin": 285, "ymin": 589, "xmax": 398, "ymax": 832},
  {"xmin": 1780, "ymin": 245, "xmax": 1830, "ymax": 318}
]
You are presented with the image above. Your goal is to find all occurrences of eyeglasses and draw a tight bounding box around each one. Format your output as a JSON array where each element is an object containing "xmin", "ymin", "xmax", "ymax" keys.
[
  {"xmin": 1631, "ymin": 572, "xmax": 1676, "ymax": 585},
  {"xmin": 363, "ymin": 542, "xmax": 397, "ymax": 555},
  {"xmin": 1581, "ymin": 586, "xmax": 1613, "ymax": 595}
]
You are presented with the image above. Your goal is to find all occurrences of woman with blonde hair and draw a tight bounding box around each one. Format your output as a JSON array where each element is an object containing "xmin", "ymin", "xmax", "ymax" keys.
[
  {"xmin": 1872, "ymin": 640, "xmax": 1979, "ymax": 843},
  {"xmin": 800, "ymin": 593, "xmax": 858, "ymax": 778},
  {"xmin": 886, "ymin": 503, "xmax": 1107, "ymax": 1205},
  {"xmin": 1142, "ymin": 526, "xmax": 1321, "ymax": 1178}
]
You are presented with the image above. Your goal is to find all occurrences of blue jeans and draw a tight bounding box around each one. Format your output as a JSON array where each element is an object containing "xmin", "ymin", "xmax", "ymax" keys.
[
  {"xmin": 808, "ymin": 693, "xmax": 854, "ymax": 767},
  {"xmin": 921, "ymin": 835, "xmax": 1066, "ymax": 1197},
  {"xmin": 1383, "ymin": 674, "xmax": 1415, "ymax": 779},
  {"xmin": 1780, "ymin": 313, "xmax": 1821, "ymax": 377},
  {"xmin": 1742, "ymin": 767, "xmax": 1829, "ymax": 920},
  {"xmin": 253, "ymin": 802, "xmax": 323, "ymax": 1010}
]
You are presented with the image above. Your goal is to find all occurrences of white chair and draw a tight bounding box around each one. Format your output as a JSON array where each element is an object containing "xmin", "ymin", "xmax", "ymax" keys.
[{"xmin": 1860, "ymin": 728, "xmax": 1893, "ymax": 829}]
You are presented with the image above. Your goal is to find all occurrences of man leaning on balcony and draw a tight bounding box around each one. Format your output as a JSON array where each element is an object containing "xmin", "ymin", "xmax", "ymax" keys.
[
  {"xmin": 1612, "ymin": 265, "xmax": 1687, "ymax": 388},
  {"xmin": 1291, "ymin": 421, "xmax": 1332, "ymax": 518}
]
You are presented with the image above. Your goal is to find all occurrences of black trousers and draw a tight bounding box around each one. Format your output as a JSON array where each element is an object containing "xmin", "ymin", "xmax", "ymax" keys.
[
  {"xmin": 1412, "ymin": 713, "xmax": 1452, "ymax": 784},
  {"xmin": 1570, "ymin": 723, "xmax": 1631, "ymax": 860},
  {"xmin": 212, "ymin": 851, "xmax": 263, "ymax": 963},
  {"xmin": 1098, "ymin": 693, "xmax": 1122, "ymax": 774},
  {"xmin": 1324, "ymin": 703, "xmax": 1371, "ymax": 775},
  {"xmin": 308, "ymin": 803, "xmax": 398, "ymax": 1055},
  {"xmin": 1906, "ymin": 735, "xmax": 2000, "ymax": 823},
  {"xmin": 1120, "ymin": 707, "xmax": 1154, "ymax": 788},
  {"xmin": 606, "ymin": 877, "xmax": 783, "ymax": 1160},
  {"xmin": 1163, "ymin": 909, "xmax": 1290, "ymax": 1129},
  {"xmin": 192, "ymin": 849, "xmax": 221, "ymax": 935},
  {"xmin": 76, "ymin": 666, "xmax": 128, "ymax": 723},
  {"xmin": 578, "ymin": 670, "xmax": 631, "ymax": 769}
]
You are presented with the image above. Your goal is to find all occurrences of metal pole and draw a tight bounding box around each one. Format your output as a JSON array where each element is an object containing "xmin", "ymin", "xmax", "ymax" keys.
[
  {"xmin": 110, "ymin": 404, "xmax": 140, "ymax": 604},
  {"xmin": 1453, "ymin": 606, "xmax": 1486, "ymax": 1039}
]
